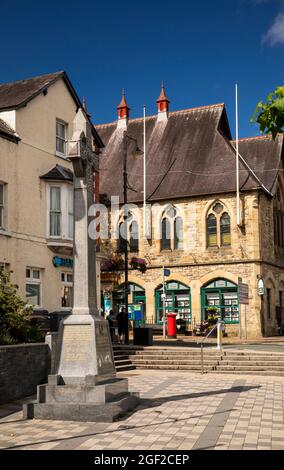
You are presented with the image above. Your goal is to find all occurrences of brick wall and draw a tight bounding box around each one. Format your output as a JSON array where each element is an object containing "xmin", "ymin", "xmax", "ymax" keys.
[{"xmin": 0, "ymin": 343, "xmax": 50, "ymax": 405}]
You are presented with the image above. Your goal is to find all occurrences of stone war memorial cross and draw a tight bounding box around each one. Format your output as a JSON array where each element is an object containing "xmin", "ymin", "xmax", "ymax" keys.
[{"xmin": 23, "ymin": 109, "xmax": 139, "ymax": 422}]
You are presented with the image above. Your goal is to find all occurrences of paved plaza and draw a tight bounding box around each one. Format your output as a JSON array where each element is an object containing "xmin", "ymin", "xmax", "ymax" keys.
[{"xmin": 0, "ymin": 370, "xmax": 284, "ymax": 451}]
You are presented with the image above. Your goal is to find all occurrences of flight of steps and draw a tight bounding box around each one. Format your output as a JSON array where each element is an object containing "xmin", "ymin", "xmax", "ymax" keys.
[
  {"xmin": 113, "ymin": 346, "xmax": 284, "ymax": 376},
  {"xmin": 113, "ymin": 346, "xmax": 138, "ymax": 372}
]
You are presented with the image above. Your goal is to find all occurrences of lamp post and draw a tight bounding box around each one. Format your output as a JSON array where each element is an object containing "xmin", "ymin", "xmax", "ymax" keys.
[{"xmin": 122, "ymin": 131, "xmax": 143, "ymax": 344}]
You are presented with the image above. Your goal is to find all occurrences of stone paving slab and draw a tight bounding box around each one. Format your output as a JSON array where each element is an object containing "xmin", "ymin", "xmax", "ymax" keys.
[{"xmin": 0, "ymin": 370, "xmax": 283, "ymax": 451}]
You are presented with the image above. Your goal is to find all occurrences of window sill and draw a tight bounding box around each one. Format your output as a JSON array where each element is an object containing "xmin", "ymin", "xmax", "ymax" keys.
[
  {"xmin": 55, "ymin": 151, "xmax": 67, "ymax": 160},
  {"xmin": 47, "ymin": 238, "xmax": 73, "ymax": 256},
  {"xmin": 0, "ymin": 229, "xmax": 12, "ymax": 238}
]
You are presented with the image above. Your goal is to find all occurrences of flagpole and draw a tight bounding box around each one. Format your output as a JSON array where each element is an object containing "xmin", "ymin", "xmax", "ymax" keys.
[
  {"xmin": 235, "ymin": 83, "xmax": 240, "ymax": 226},
  {"xmin": 143, "ymin": 105, "xmax": 146, "ymax": 237},
  {"xmin": 162, "ymin": 265, "xmax": 166, "ymax": 339}
]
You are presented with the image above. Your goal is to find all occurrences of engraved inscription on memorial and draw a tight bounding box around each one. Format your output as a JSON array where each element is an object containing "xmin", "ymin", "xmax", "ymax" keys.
[
  {"xmin": 95, "ymin": 323, "xmax": 115, "ymax": 375},
  {"xmin": 61, "ymin": 325, "xmax": 92, "ymax": 363}
]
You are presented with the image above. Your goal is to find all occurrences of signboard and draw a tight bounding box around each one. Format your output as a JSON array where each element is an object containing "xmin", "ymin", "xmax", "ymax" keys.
[
  {"xmin": 164, "ymin": 268, "xmax": 171, "ymax": 277},
  {"xmin": 128, "ymin": 304, "xmax": 143, "ymax": 321},
  {"xmin": 53, "ymin": 256, "xmax": 73, "ymax": 268},
  {"xmin": 258, "ymin": 279, "xmax": 264, "ymax": 296},
  {"xmin": 238, "ymin": 281, "xmax": 249, "ymax": 305}
]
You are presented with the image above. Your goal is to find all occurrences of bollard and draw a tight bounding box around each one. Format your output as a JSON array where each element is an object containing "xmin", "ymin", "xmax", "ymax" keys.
[{"xmin": 217, "ymin": 319, "xmax": 222, "ymax": 352}]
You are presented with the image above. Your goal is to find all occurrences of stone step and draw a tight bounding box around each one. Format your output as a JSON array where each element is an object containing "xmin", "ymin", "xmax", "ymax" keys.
[
  {"xmin": 128, "ymin": 355, "xmax": 284, "ymax": 365},
  {"xmin": 113, "ymin": 355, "xmax": 130, "ymax": 361},
  {"xmin": 215, "ymin": 364, "xmax": 284, "ymax": 371},
  {"xmin": 130, "ymin": 359, "xmax": 217, "ymax": 366},
  {"xmin": 132, "ymin": 363, "xmax": 284, "ymax": 376},
  {"xmin": 115, "ymin": 364, "xmax": 136, "ymax": 372},
  {"xmin": 218, "ymin": 360, "xmax": 284, "ymax": 366},
  {"xmin": 133, "ymin": 364, "xmax": 213, "ymax": 371},
  {"xmin": 114, "ymin": 359, "xmax": 134, "ymax": 366}
]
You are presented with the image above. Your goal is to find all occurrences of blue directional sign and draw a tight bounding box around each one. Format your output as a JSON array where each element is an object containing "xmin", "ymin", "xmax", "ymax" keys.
[{"xmin": 164, "ymin": 268, "xmax": 171, "ymax": 277}]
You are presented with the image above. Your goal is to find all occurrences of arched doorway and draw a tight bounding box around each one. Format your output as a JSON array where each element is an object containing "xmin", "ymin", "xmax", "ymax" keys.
[
  {"xmin": 155, "ymin": 281, "xmax": 191, "ymax": 324},
  {"xmin": 201, "ymin": 278, "xmax": 239, "ymax": 324},
  {"xmin": 113, "ymin": 282, "xmax": 146, "ymax": 316}
]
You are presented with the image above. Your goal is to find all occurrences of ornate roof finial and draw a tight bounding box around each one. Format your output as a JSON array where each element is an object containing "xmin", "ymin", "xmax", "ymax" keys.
[
  {"xmin": 82, "ymin": 96, "xmax": 92, "ymax": 119},
  {"xmin": 117, "ymin": 89, "xmax": 130, "ymax": 121},
  {"xmin": 157, "ymin": 81, "xmax": 170, "ymax": 116}
]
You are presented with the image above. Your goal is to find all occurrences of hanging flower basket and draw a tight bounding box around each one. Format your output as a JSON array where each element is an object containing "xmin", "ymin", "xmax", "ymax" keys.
[
  {"xmin": 130, "ymin": 257, "xmax": 147, "ymax": 273},
  {"xmin": 103, "ymin": 256, "xmax": 124, "ymax": 272}
]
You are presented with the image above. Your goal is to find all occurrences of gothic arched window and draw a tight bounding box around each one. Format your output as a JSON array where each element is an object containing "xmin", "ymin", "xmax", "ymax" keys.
[
  {"xmin": 129, "ymin": 220, "xmax": 139, "ymax": 252},
  {"xmin": 160, "ymin": 206, "xmax": 183, "ymax": 251},
  {"xmin": 206, "ymin": 202, "xmax": 231, "ymax": 248},
  {"xmin": 220, "ymin": 213, "xmax": 231, "ymax": 246}
]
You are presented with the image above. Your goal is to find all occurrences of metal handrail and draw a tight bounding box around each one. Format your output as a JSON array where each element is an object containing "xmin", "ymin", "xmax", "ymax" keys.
[{"xmin": 197, "ymin": 323, "xmax": 218, "ymax": 375}]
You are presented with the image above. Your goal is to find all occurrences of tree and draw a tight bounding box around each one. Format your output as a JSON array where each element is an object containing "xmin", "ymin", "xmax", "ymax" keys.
[
  {"xmin": 0, "ymin": 270, "xmax": 34, "ymax": 344},
  {"xmin": 251, "ymin": 86, "xmax": 284, "ymax": 139}
]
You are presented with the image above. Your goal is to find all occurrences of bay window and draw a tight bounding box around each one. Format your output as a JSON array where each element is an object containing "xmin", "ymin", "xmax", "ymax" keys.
[{"xmin": 48, "ymin": 184, "xmax": 73, "ymax": 239}]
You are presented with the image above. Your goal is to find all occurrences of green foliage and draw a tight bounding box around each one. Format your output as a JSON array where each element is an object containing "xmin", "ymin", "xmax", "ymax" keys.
[
  {"xmin": 251, "ymin": 86, "xmax": 284, "ymax": 139},
  {"xmin": 0, "ymin": 270, "xmax": 34, "ymax": 344}
]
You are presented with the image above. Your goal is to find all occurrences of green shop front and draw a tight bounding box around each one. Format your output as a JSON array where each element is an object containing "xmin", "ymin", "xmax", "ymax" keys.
[
  {"xmin": 201, "ymin": 278, "xmax": 239, "ymax": 324},
  {"xmin": 155, "ymin": 281, "xmax": 191, "ymax": 324}
]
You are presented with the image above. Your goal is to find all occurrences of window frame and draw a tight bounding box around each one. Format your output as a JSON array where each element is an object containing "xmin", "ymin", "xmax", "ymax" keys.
[
  {"xmin": 56, "ymin": 119, "xmax": 67, "ymax": 157},
  {"xmin": 61, "ymin": 271, "xmax": 73, "ymax": 309},
  {"xmin": 26, "ymin": 267, "xmax": 42, "ymax": 308},
  {"xmin": 160, "ymin": 207, "xmax": 183, "ymax": 252},
  {"xmin": 206, "ymin": 203, "xmax": 231, "ymax": 248},
  {"xmin": 0, "ymin": 182, "xmax": 6, "ymax": 229},
  {"xmin": 47, "ymin": 183, "xmax": 74, "ymax": 240}
]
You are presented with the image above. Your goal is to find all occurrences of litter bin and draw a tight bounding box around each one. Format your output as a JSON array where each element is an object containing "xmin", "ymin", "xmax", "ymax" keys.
[
  {"xmin": 167, "ymin": 313, "xmax": 177, "ymax": 338},
  {"xmin": 133, "ymin": 327, "xmax": 153, "ymax": 346},
  {"xmin": 176, "ymin": 318, "xmax": 186, "ymax": 335}
]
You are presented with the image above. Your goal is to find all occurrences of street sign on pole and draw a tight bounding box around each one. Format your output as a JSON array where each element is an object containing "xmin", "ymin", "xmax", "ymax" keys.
[{"xmin": 238, "ymin": 281, "xmax": 249, "ymax": 305}]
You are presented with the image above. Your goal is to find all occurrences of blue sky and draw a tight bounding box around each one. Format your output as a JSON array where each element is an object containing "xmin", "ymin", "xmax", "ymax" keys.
[{"xmin": 1, "ymin": 0, "xmax": 284, "ymax": 137}]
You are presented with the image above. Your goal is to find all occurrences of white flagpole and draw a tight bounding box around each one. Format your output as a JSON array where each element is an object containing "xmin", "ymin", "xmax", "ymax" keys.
[
  {"xmin": 235, "ymin": 84, "xmax": 240, "ymax": 226},
  {"xmin": 143, "ymin": 105, "xmax": 146, "ymax": 237},
  {"xmin": 162, "ymin": 265, "xmax": 166, "ymax": 339}
]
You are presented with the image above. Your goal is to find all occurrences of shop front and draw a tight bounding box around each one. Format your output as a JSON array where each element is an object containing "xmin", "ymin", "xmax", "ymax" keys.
[
  {"xmin": 201, "ymin": 278, "xmax": 239, "ymax": 324},
  {"xmin": 155, "ymin": 281, "xmax": 191, "ymax": 325}
]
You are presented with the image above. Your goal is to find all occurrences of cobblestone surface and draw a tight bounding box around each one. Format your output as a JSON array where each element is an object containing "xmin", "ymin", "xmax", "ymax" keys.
[{"xmin": 0, "ymin": 370, "xmax": 283, "ymax": 450}]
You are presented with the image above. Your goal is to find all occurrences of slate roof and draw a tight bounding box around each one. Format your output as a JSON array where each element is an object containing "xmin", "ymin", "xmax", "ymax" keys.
[
  {"xmin": 97, "ymin": 104, "xmax": 283, "ymax": 203},
  {"xmin": 40, "ymin": 164, "xmax": 73, "ymax": 182},
  {"xmin": 0, "ymin": 71, "xmax": 103, "ymax": 148},
  {"xmin": 0, "ymin": 71, "xmax": 64, "ymax": 110},
  {"xmin": 0, "ymin": 118, "xmax": 19, "ymax": 143}
]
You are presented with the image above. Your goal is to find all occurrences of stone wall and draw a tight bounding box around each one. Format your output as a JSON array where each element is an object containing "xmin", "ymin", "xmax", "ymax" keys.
[{"xmin": 0, "ymin": 343, "xmax": 50, "ymax": 405}]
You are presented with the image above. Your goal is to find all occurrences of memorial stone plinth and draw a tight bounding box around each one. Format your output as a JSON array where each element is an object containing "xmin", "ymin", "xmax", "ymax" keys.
[{"xmin": 23, "ymin": 112, "xmax": 139, "ymax": 422}]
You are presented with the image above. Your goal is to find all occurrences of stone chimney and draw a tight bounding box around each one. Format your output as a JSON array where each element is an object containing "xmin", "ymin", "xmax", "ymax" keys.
[
  {"xmin": 117, "ymin": 89, "xmax": 130, "ymax": 129},
  {"xmin": 157, "ymin": 81, "xmax": 170, "ymax": 122}
]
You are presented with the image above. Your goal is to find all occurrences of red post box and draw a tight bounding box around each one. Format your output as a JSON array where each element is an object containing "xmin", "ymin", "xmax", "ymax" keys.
[{"xmin": 167, "ymin": 313, "xmax": 177, "ymax": 338}]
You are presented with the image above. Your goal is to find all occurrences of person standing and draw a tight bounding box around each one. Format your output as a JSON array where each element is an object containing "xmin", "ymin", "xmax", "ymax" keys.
[{"xmin": 117, "ymin": 307, "xmax": 128, "ymax": 344}]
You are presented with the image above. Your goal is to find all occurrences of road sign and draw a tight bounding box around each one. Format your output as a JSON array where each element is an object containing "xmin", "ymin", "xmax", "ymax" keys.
[
  {"xmin": 164, "ymin": 268, "xmax": 171, "ymax": 277},
  {"xmin": 238, "ymin": 281, "xmax": 249, "ymax": 305}
]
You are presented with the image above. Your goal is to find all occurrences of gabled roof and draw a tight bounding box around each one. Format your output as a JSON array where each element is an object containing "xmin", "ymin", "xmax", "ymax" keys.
[
  {"xmin": 40, "ymin": 164, "xmax": 73, "ymax": 182},
  {"xmin": 0, "ymin": 71, "xmax": 64, "ymax": 111},
  {"xmin": 96, "ymin": 104, "xmax": 283, "ymax": 203},
  {"xmin": 0, "ymin": 71, "xmax": 104, "ymax": 148},
  {"xmin": 0, "ymin": 118, "xmax": 20, "ymax": 143}
]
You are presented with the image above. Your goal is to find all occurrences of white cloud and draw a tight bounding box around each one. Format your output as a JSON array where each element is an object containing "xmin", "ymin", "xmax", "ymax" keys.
[{"xmin": 262, "ymin": 9, "xmax": 284, "ymax": 45}]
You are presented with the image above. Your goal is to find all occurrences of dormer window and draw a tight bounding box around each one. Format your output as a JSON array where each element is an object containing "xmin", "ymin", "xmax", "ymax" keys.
[{"xmin": 56, "ymin": 120, "xmax": 67, "ymax": 156}]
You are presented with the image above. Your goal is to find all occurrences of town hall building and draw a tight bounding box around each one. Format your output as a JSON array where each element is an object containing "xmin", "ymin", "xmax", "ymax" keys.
[{"xmin": 97, "ymin": 84, "xmax": 284, "ymax": 338}]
